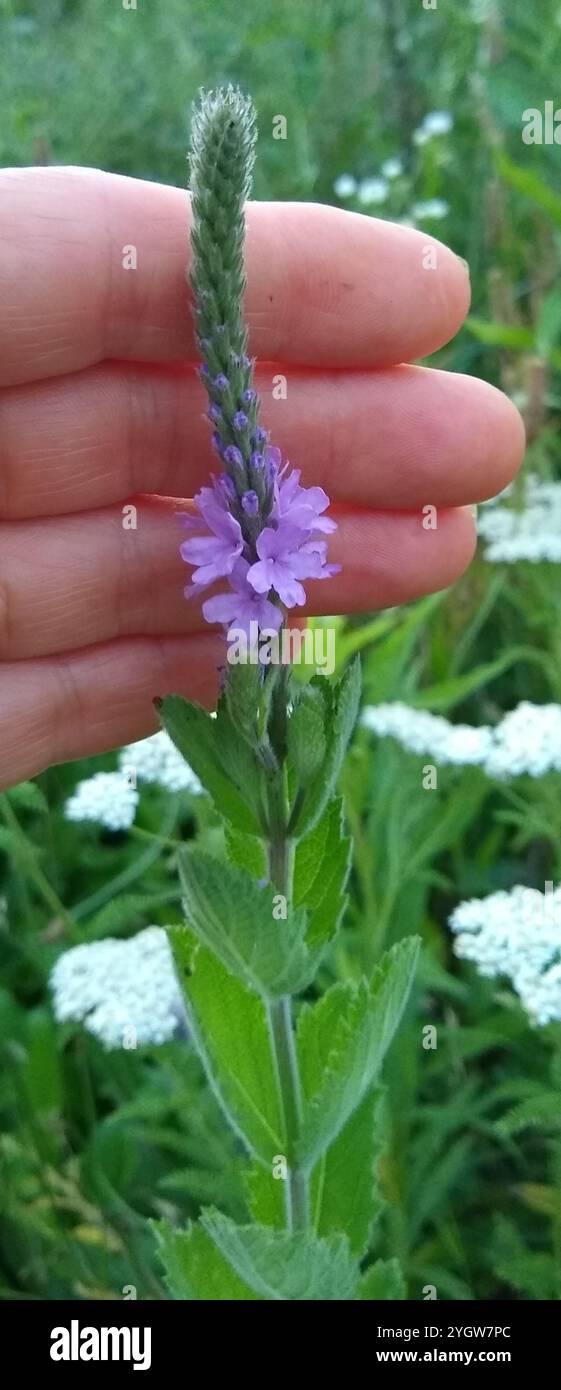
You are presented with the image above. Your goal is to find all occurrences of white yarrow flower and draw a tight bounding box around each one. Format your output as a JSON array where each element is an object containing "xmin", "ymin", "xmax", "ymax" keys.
[
  {"xmin": 64, "ymin": 732, "xmax": 203, "ymax": 829},
  {"xmin": 381, "ymin": 157, "xmax": 404, "ymax": 180},
  {"xmin": 422, "ymin": 110, "xmax": 454, "ymax": 136},
  {"xmin": 483, "ymin": 703, "xmax": 561, "ymax": 779},
  {"xmin": 64, "ymin": 772, "xmax": 139, "ymax": 831},
  {"xmin": 362, "ymin": 700, "xmax": 561, "ymax": 780},
  {"xmin": 478, "ymin": 475, "xmax": 561, "ymax": 563},
  {"xmin": 449, "ymin": 885, "xmax": 561, "ymax": 1025},
  {"xmin": 333, "ymin": 173, "xmax": 357, "ymax": 198},
  {"xmin": 361, "ymin": 703, "xmax": 493, "ymax": 766},
  {"xmin": 50, "ymin": 927, "xmax": 187, "ymax": 1048},
  {"xmin": 119, "ymin": 730, "xmax": 203, "ymax": 794},
  {"xmin": 412, "ymin": 198, "xmax": 450, "ymax": 221},
  {"xmin": 357, "ymin": 177, "xmax": 389, "ymax": 206}
]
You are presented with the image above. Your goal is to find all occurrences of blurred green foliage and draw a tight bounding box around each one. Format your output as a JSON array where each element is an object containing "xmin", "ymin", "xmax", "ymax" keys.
[{"xmin": 2, "ymin": 0, "xmax": 561, "ymax": 1299}]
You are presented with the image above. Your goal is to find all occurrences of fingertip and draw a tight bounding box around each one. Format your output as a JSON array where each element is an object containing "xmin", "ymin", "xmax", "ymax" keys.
[{"xmin": 476, "ymin": 382, "xmax": 526, "ymax": 498}]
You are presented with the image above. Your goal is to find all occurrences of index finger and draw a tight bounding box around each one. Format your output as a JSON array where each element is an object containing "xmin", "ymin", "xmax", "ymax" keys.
[{"xmin": 0, "ymin": 167, "xmax": 470, "ymax": 386}]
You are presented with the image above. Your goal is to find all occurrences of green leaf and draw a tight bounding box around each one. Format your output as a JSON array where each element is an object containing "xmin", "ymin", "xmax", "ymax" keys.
[
  {"xmin": 296, "ymin": 938, "xmax": 420, "ymax": 1168},
  {"xmin": 200, "ymin": 1209, "xmax": 359, "ymax": 1300},
  {"xmin": 22, "ymin": 1008, "xmax": 63, "ymax": 1114},
  {"xmin": 156, "ymin": 694, "xmax": 261, "ymax": 833},
  {"xmin": 169, "ymin": 928, "xmax": 285, "ymax": 1163},
  {"xmin": 224, "ymin": 824, "xmax": 267, "ymax": 879},
  {"xmin": 287, "ymin": 690, "xmax": 327, "ymax": 782},
  {"xmin": 292, "ymin": 656, "xmax": 361, "ymax": 836},
  {"xmin": 496, "ymin": 151, "xmax": 561, "ymax": 230},
  {"xmin": 177, "ymin": 847, "xmax": 327, "ymax": 998},
  {"xmin": 361, "ymin": 595, "xmax": 443, "ymax": 704},
  {"xmin": 244, "ymin": 1162, "xmax": 286, "ymax": 1229},
  {"xmin": 245, "ymin": 1094, "xmax": 386, "ymax": 1256},
  {"xmin": 294, "ymin": 797, "xmax": 351, "ymax": 948},
  {"xmin": 154, "ymin": 1219, "xmax": 260, "ymax": 1300},
  {"xmin": 358, "ymin": 1258, "xmax": 406, "ymax": 1300},
  {"xmin": 536, "ymin": 285, "xmax": 561, "ymax": 358},
  {"xmin": 465, "ymin": 317, "xmax": 534, "ymax": 352},
  {"xmin": 496, "ymin": 1093, "xmax": 561, "ymax": 1137},
  {"xmin": 311, "ymin": 1089, "xmax": 385, "ymax": 1257},
  {"xmin": 224, "ymin": 661, "xmax": 262, "ymax": 746},
  {"xmin": 408, "ymin": 647, "xmax": 550, "ymax": 711},
  {"xmin": 6, "ymin": 781, "xmax": 48, "ymax": 813},
  {"xmin": 214, "ymin": 697, "xmax": 267, "ymax": 822}
]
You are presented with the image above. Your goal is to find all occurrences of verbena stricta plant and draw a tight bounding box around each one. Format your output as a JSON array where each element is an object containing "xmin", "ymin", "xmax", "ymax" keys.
[{"xmin": 154, "ymin": 86, "xmax": 420, "ymax": 1301}]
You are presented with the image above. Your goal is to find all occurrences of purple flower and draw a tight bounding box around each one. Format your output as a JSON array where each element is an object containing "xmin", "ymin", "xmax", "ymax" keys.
[
  {"xmin": 247, "ymin": 522, "xmax": 337, "ymax": 608},
  {"xmin": 213, "ymin": 374, "xmax": 230, "ymax": 392},
  {"xmin": 250, "ymin": 451, "xmax": 265, "ymax": 472},
  {"xmin": 203, "ymin": 559, "xmax": 283, "ymax": 639},
  {"xmin": 180, "ymin": 485, "xmax": 243, "ymax": 592},
  {"xmin": 208, "ymin": 402, "xmax": 222, "ymax": 423},
  {"xmin": 233, "ymin": 411, "xmax": 249, "ymax": 431},
  {"xmin": 242, "ymin": 388, "xmax": 256, "ymax": 404},
  {"xmin": 254, "ymin": 426, "xmax": 268, "ymax": 447},
  {"xmin": 273, "ymin": 468, "xmax": 337, "ymax": 534}
]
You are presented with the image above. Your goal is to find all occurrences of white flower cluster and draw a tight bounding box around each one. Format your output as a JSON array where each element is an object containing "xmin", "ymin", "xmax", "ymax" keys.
[
  {"xmin": 411, "ymin": 198, "xmax": 450, "ymax": 221},
  {"xmin": 118, "ymin": 730, "xmax": 203, "ymax": 795},
  {"xmin": 484, "ymin": 703, "xmax": 561, "ymax": 778},
  {"xmin": 333, "ymin": 174, "xmax": 392, "ymax": 205},
  {"xmin": 64, "ymin": 731, "xmax": 203, "ymax": 830},
  {"xmin": 64, "ymin": 772, "xmax": 139, "ymax": 831},
  {"xmin": 449, "ymin": 885, "xmax": 561, "ymax": 1025},
  {"xmin": 477, "ymin": 475, "xmax": 561, "ymax": 563},
  {"xmin": 361, "ymin": 703, "xmax": 493, "ymax": 766},
  {"xmin": 362, "ymin": 701, "xmax": 561, "ymax": 779},
  {"xmin": 413, "ymin": 110, "xmax": 454, "ymax": 145},
  {"xmin": 50, "ymin": 926, "xmax": 186, "ymax": 1048}
]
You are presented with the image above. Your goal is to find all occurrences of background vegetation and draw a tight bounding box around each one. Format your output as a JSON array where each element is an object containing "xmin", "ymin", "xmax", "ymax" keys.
[{"xmin": 1, "ymin": 0, "xmax": 561, "ymax": 1299}]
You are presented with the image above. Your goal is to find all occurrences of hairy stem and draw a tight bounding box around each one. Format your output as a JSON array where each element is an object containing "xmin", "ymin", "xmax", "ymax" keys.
[{"xmin": 266, "ymin": 770, "xmax": 310, "ymax": 1231}]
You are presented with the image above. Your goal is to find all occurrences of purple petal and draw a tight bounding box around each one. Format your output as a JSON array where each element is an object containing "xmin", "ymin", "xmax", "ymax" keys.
[
  {"xmin": 202, "ymin": 591, "xmax": 240, "ymax": 625},
  {"xmin": 247, "ymin": 558, "xmax": 275, "ymax": 593},
  {"xmin": 256, "ymin": 598, "xmax": 283, "ymax": 631},
  {"xmin": 270, "ymin": 561, "xmax": 306, "ymax": 608},
  {"xmin": 310, "ymin": 514, "xmax": 337, "ymax": 534}
]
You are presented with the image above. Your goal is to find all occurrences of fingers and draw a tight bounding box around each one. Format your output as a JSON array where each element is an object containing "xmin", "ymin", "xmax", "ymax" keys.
[
  {"xmin": 0, "ymin": 361, "xmax": 524, "ymax": 520},
  {"xmin": 0, "ymin": 167, "xmax": 470, "ymax": 386},
  {"xmin": 308, "ymin": 504, "xmax": 477, "ymax": 613},
  {"xmin": 0, "ymin": 633, "xmax": 223, "ymax": 790},
  {"xmin": 0, "ymin": 499, "xmax": 475, "ymax": 660}
]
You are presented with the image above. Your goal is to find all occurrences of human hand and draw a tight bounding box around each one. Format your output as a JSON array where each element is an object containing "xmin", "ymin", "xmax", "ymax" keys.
[{"xmin": 0, "ymin": 167, "xmax": 524, "ymax": 788}]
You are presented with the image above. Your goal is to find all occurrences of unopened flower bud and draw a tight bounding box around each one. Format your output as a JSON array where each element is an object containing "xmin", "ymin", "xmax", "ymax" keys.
[{"xmin": 241, "ymin": 490, "xmax": 259, "ymax": 517}]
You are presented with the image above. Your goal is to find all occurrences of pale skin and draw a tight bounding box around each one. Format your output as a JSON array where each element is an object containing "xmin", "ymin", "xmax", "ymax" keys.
[{"xmin": 0, "ymin": 167, "xmax": 525, "ymax": 790}]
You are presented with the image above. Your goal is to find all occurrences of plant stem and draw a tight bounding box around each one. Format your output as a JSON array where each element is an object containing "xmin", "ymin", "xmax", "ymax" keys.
[
  {"xmin": 266, "ymin": 768, "xmax": 310, "ymax": 1231},
  {"xmin": 268, "ymin": 995, "xmax": 309, "ymax": 1229}
]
